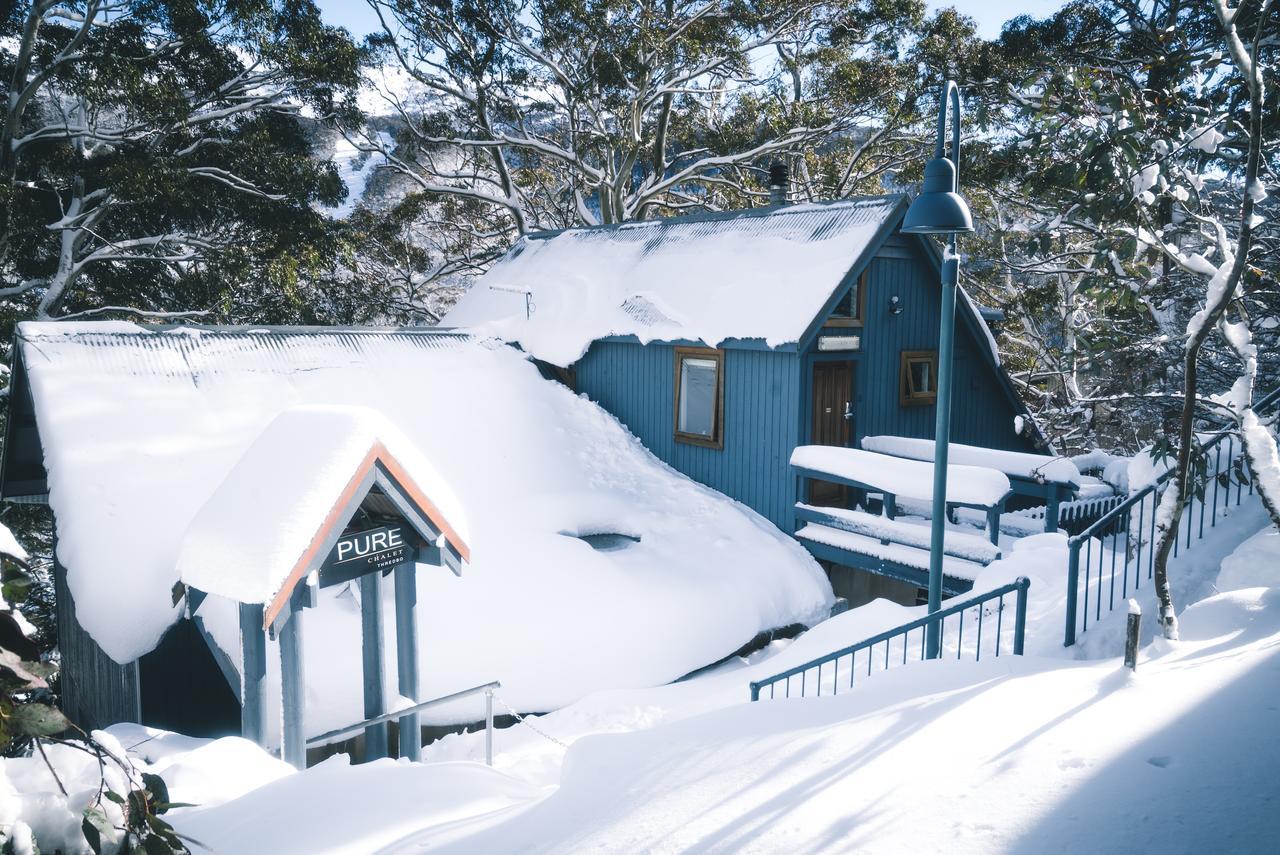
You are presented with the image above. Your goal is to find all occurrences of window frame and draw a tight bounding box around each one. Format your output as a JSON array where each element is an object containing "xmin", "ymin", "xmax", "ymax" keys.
[
  {"xmin": 900, "ymin": 350, "xmax": 939, "ymax": 407},
  {"xmin": 823, "ymin": 271, "xmax": 867, "ymax": 329},
  {"xmin": 673, "ymin": 346, "xmax": 725, "ymax": 449}
]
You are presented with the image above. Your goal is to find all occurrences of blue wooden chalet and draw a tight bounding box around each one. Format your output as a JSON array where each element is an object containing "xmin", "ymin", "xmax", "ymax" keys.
[{"xmin": 446, "ymin": 196, "xmax": 1043, "ymax": 604}]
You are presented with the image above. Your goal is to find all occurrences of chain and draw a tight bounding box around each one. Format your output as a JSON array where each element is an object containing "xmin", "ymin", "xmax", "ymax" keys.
[{"xmin": 491, "ymin": 691, "xmax": 570, "ymax": 749}]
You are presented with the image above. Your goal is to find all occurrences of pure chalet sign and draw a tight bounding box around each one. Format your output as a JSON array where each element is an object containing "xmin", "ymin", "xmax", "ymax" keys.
[{"xmin": 320, "ymin": 524, "xmax": 414, "ymax": 587}]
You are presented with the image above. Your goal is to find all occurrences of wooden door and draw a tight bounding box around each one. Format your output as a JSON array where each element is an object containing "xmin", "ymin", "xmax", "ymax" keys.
[{"xmin": 809, "ymin": 360, "xmax": 855, "ymax": 507}]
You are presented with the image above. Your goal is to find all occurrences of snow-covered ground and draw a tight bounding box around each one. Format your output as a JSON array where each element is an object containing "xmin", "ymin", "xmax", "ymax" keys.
[{"xmin": 137, "ymin": 500, "xmax": 1278, "ymax": 853}]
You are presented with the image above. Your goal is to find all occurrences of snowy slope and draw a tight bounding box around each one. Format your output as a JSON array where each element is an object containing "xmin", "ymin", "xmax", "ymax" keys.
[
  {"xmin": 321, "ymin": 131, "xmax": 393, "ymax": 218},
  {"xmin": 18, "ymin": 324, "xmax": 832, "ymax": 732},
  {"xmin": 170, "ymin": 520, "xmax": 1280, "ymax": 853}
]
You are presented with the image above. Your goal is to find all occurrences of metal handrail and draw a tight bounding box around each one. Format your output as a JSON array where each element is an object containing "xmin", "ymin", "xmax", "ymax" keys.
[
  {"xmin": 1071, "ymin": 386, "xmax": 1279, "ymax": 544},
  {"xmin": 750, "ymin": 577, "xmax": 1030, "ymax": 702},
  {"xmin": 307, "ymin": 680, "xmax": 501, "ymax": 765},
  {"xmin": 1064, "ymin": 384, "xmax": 1280, "ymax": 646}
]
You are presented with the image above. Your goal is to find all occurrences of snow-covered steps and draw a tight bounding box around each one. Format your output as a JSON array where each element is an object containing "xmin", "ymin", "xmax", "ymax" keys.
[
  {"xmin": 790, "ymin": 444, "xmax": 1010, "ymax": 545},
  {"xmin": 794, "ymin": 504, "xmax": 1000, "ymax": 564},
  {"xmin": 795, "ymin": 523, "xmax": 985, "ymax": 586},
  {"xmin": 794, "ymin": 505, "xmax": 990, "ymax": 594}
]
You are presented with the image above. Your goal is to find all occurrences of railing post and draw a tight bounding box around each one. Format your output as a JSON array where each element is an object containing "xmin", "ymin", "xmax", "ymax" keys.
[
  {"xmin": 394, "ymin": 563, "xmax": 421, "ymax": 762},
  {"xmin": 238, "ymin": 602, "xmax": 268, "ymax": 749},
  {"xmin": 484, "ymin": 687, "xmax": 495, "ymax": 767},
  {"xmin": 1064, "ymin": 539, "xmax": 1080, "ymax": 647},
  {"xmin": 360, "ymin": 571, "xmax": 388, "ymax": 761},
  {"xmin": 750, "ymin": 682, "xmax": 761, "ymax": 702},
  {"xmin": 279, "ymin": 607, "xmax": 307, "ymax": 769},
  {"xmin": 1124, "ymin": 599, "xmax": 1141, "ymax": 671},
  {"xmin": 1013, "ymin": 577, "xmax": 1029, "ymax": 656}
]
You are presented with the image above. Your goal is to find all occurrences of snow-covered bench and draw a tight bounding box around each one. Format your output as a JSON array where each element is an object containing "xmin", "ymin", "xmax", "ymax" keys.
[
  {"xmin": 860, "ymin": 435, "xmax": 1082, "ymax": 532},
  {"xmin": 790, "ymin": 445, "xmax": 1012, "ymax": 544},
  {"xmin": 793, "ymin": 503, "xmax": 1000, "ymax": 595}
]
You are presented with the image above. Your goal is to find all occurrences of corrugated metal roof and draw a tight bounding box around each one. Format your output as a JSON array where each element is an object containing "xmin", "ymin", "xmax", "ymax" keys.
[
  {"xmin": 521, "ymin": 196, "xmax": 903, "ymax": 253},
  {"xmin": 16, "ymin": 324, "xmax": 469, "ymax": 381}
]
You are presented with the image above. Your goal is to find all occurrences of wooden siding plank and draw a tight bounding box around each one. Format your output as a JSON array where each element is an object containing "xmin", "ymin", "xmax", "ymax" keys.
[
  {"xmin": 53, "ymin": 551, "xmax": 140, "ymax": 730},
  {"xmin": 576, "ymin": 341, "xmax": 801, "ymax": 530}
]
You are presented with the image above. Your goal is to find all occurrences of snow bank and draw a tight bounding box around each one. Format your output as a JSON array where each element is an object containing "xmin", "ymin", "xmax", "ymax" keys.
[
  {"xmin": 169, "ymin": 582, "xmax": 1280, "ymax": 854},
  {"xmin": 791, "ymin": 445, "xmax": 1011, "ymax": 507},
  {"xmin": 0, "ymin": 725, "xmax": 294, "ymax": 854},
  {"xmin": 19, "ymin": 324, "xmax": 832, "ymax": 729},
  {"xmin": 861, "ymin": 435, "xmax": 1080, "ymax": 486},
  {"xmin": 443, "ymin": 198, "xmax": 901, "ymax": 366},
  {"xmin": 1216, "ymin": 524, "xmax": 1279, "ymax": 592},
  {"xmin": 0, "ymin": 730, "xmax": 136, "ymax": 854},
  {"xmin": 0, "ymin": 520, "xmax": 29, "ymax": 563}
]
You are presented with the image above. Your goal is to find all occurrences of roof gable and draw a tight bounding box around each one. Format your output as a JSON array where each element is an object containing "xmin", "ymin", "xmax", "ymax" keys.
[
  {"xmin": 444, "ymin": 196, "xmax": 909, "ymax": 366},
  {"xmin": 175, "ymin": 405, "xmax": 470, "ymax": 629}
]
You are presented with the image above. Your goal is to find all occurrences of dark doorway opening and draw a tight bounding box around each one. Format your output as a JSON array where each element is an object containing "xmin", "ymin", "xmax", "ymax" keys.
[{"xmin": 140, "ymin": 619, "xmax": 241, "ymax": 738}]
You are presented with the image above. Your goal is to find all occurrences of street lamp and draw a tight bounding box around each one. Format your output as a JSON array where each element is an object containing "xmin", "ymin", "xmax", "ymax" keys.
[{"xmin": 900, "ymin": 80, "xmax": 974, "ymax": 659}]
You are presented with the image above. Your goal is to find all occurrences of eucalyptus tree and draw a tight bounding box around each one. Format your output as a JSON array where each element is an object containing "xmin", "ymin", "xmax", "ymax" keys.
[
  {"xmin": 357, "ymin": 0, "xmax": 961, "ymax": 254},
  {"xmin": 0, "ymin": 0, "xmax": 361, "ymax": 324},
  {"xmin": 975, "ymin": 0, "xmax": 1279, "ymax": 637}
]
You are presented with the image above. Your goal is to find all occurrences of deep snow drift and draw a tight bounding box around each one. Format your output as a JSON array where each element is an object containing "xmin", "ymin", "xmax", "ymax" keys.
[
  {"xmin": 17, "ymin": 324, "xmax": 832, "ymax": 732},
  {"xmin": 165, "ymin": 514, "xmax": 1280, "ymax": 854}
]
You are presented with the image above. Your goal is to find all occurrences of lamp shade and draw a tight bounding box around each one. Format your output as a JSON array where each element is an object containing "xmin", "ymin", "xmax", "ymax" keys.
[{"xmin": 901, "ymin": 156, "xmax": 974, "ymax": 235}]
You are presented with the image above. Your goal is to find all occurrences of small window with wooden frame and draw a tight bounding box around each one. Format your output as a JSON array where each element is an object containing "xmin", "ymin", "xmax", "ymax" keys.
[
  {"xmin": 824, "ymin": 271, "xmax": 867, "ymax": 328},
  {"xmin": 900, "ymin": 350, "xmax": 938, "ymax": 407},
  {"xmin": 673, "ymin": 346, "xmax": 725, "ymax": 448}
]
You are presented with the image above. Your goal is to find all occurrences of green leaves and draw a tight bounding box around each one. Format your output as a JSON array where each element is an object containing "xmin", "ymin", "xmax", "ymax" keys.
[{"xmin": 7, "ymin": 701, "xmax": 70, "ymax": 737}]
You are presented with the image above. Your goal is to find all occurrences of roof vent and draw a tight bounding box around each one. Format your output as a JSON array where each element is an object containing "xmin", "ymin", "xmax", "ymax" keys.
[{"xmin": 768, "ymin": 161, "xmax": 789, "ymax": 207}]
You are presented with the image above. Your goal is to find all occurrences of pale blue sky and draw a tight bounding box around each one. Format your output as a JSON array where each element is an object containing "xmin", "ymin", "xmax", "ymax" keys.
[{"xmin": 316, "ymin": 1, "xmax": 1068, "ymax": 42}]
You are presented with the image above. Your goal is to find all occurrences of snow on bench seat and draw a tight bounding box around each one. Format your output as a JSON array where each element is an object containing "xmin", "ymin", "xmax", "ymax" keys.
[
  {"xmin": 790, "ymin": 446, "xmax": 1011, "ymax": 508},
  {"xmin": 861, "ymin": 435, "xmax": 1080, "ymax": 489},
  {"xmin": 794, "ymin": 523, "xmax": 984, "ymax": 583},
  {"xmin": 794, "ymin": 504, "xmax": 1000, "ymax": 564}
]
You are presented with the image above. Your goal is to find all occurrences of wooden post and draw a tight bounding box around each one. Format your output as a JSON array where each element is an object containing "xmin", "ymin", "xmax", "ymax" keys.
[
  {"xmin": 239, "ymin": 602, "xmax": 268, "ymax": 748},
  {"xmin": 1045, "ymin": 486, "xmax": 1062, "ymax": 534},
  {"xmin": 279, "ymin": 607, "xmax": 306, "ymax": 769},
  {"xmin": 393, "ymin": 563, "xmax": 421, "ymax": 762},
  {"xmin": 986, "ymin": 505, "xmax": 1002, "ymax": 545},
  {"xmin": 1124, "ymin": 599, "xmax": 1142, "ymax": 671},
  {"xmin": 360, "ymin": 571, "xmax": 388, "ymax": 761}
]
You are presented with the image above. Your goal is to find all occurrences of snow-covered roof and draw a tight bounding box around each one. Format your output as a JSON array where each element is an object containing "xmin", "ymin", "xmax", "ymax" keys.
[
  {"xmin": 176, "ymin": 405, "xmax": 469, "ymax": 612},
  {"xmin": 443, "ymin": 197, "xmax": 908, "ymax": 366},
  {"xmin": 12, "ymin": 323, "xmax": 831, "ymax": 725}
]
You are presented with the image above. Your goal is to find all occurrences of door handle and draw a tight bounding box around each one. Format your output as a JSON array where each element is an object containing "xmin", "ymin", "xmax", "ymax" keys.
[{"xmin": 843, "ymin": 401, "xmax": 854, "ymax": 421}]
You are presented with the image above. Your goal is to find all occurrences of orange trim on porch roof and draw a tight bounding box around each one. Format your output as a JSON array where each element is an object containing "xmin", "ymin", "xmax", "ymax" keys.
[{"xmin": 262, "ymin": 441, "xmax": 470, "ymax": 629}]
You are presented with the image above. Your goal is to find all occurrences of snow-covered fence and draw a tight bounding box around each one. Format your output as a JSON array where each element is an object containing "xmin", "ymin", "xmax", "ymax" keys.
[
  {"xmin": 1064, "ymin": 385, "xmax": 1280, "ymax": 646},
  {"xmin": 749, "ymin": 578, "xmax": 1030, "ymax": 702},
  {"xmin": 1017, "ymin": 494, "xmax": 1126, "ymax": 536}
]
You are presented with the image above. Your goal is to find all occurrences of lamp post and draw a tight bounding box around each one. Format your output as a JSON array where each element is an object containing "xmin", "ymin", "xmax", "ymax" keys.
[{"xmin": 900, "ymin": 80, "xmax": 974, "ymax": 660}]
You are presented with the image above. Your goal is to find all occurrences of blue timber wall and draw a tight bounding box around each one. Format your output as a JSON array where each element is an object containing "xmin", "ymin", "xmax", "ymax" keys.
[
  {"xmin": 841, "ymin": 235, "xmax": 1030, "ymax": 453},
  {"xmin": 574, "ymin": 232, "xmax": 1032, "ymax": 536},
  {"xmin": 575, "ymin": 342, "xmax": 802, "ymax": 530}
]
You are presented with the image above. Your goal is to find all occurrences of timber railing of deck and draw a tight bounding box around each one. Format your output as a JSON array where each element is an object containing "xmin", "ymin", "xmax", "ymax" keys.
[
  {"xmin": 749, "ymin": 577, "xmax": 1030, "ymax": 702},
  {"xmin": 1064, "ymin": 385, "xmax": 1280, "ymax": 647}
]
